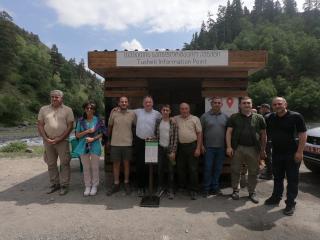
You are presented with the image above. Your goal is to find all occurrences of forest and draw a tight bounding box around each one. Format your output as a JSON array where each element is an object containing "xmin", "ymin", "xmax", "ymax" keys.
[
  {"xmin": 0, "ymin": 11, "xmax": 104, "ymax": 126},
  {"xmin": 184, "ymin": 0, "xmax": 320, "ymax": 119}
]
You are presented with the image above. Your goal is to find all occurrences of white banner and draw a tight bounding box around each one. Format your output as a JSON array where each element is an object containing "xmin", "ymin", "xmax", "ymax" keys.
[
  {"xmin": 205, "ymin": 97, "xmax": 239, "ymax": 117},
  {"xmin": 116, "ymin": 50, "xmax": 228, "ymax": 67},
  {"xmin": 145, "ymin": 141, "xmax": 158, "ymax": 163}
]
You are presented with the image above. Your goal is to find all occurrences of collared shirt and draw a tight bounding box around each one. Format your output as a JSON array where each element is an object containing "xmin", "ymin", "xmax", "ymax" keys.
[
  {"xmin": 134, "ymin": 108, "xmax": 161, "ymax": 139},
  {"xmin": 38, "ymin": 104, "xmax": 74, "ymax": 139},
  {"xmin": 200, "ymin": 110, "xmax": 228, "ymax": 148},
  {"xmin": 108, "ymin": 110, "xmax": 136, "ymax": 146},
  {"xmin": 175, "ymin": 114, "xmax": 202, "ymax": 144}
]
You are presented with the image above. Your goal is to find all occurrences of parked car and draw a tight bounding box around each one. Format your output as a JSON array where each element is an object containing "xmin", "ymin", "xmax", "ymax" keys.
[{"xmin": 303, "ymin": 127, "xmax": 320, "ymax": 173}]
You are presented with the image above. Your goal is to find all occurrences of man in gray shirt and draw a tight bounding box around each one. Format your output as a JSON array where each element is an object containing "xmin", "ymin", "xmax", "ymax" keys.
[{"xmin": 201, "ymin": 97, "xmax": 228, "ymax": 197}]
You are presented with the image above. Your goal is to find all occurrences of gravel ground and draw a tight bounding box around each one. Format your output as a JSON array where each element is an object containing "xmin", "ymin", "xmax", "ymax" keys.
[{"xmin": 0, "ymin": 157, "xmax": 319, "ymax": 240}]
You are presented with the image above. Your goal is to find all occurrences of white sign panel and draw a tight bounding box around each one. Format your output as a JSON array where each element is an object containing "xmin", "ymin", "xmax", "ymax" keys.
[
  {"xmin": 145, "ymin": 141, "xmax": 158, "ymax": 163},
  {"xmin": 116, "ymin": 50, "xmax": 228, "ymax": 67},
  {"xmin": 205, "ymin": 97, "xmax": 239, "ymax": 117}
]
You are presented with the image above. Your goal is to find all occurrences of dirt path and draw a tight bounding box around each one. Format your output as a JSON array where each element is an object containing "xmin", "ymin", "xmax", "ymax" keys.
[{"xmin": 0, "ymin": 157, "xmax": 319, "ymax": 240}]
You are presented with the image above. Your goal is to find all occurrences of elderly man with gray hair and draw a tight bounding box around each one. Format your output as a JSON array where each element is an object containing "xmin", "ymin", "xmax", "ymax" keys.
[{"xmin": 38, "ymin": 90, "xmax": 74, "ymax": 195}]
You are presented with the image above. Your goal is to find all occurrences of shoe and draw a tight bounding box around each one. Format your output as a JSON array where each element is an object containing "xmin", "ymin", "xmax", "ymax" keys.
[
  {"xmin": 59, "ymin": 186, "xmax": 69, "ymax": 196},
  {"xmin": 156, "ymin": 187, "xmax": 165, "ymax": 197},
  {"xmin": 190, "ymin": 191, "xmax": 197, "ymax": 200},
  {"xmin": 46, "ymin": 184, "xmax": 60, "ymax": 194},
  {"xmin": 259, "ymin": 174, "xmax": 273, "ymax": 180},
  {"xmin": 124, "ymin": 183, "xmax": 131, "ymax": 195},
  {"xmin": 231, "ymin": 191, "xmax": 240, "ymax": 200},
  {"xmin": 202, "ymin": 190, "xmax": 210, "ymax": 198},
  {"xmin": 264, "ymin": 196, "xmax": 281, "ymax": 206},
  {"xmin": 83, "ymin": 187, "xmax": 91, "ymax": 196},
  {"xmin": 90, "ymin": 186, "xmax": 97, "ymax": 196},
  {"xmin": 137, "ymin": 188, "xmax": 145, "ymax": 197},
  {"xmin": 106, "ymin": 184, "xmax": 120, "ymax": 196},
  {"xmin": 283, "ymin": 204, "xmax": 295, "ymax": 216},
  {"xmin": 168, "ymin": 189, "xmax": 174, "ymax": 200},
  {"xmin": 210, "ymin": 189, "xmax": 223, "ymax": 196},
  {"xmin": 249, "ymin": 192, "xmax": 259, "ymax": 204}
]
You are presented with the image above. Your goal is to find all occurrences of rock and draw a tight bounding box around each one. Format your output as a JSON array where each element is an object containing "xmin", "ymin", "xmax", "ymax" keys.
[{"xmin": 25, "ymin": 148, "xmax": 33, "ymax": 153}]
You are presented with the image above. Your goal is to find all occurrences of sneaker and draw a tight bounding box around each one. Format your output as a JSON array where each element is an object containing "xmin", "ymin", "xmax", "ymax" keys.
[
  {"xmin": 46, "ymin": 184, "xmax": 60, "ymax": 194},
  {"xmin": 264, "ymin": 196, "xmax": 281, "ymax": 206},
  {"xmin": 168, "ymin": 189, "xmax": 174, "ymax": 200},
  {"xmin": 249, "ymin": 192, "xmax": 259, "ymax": 204},
  {"xmin": 202, "ymin": 190, "xmax": 210, "ymax": 198},
  {"xmin": 210, "ymin": 189, "xmax": 223, "ymax": 196},
  {"xmin": 83, "ymin": 187, "xmax": 91, "ymax": 196},
  {"xmin": 106, "ymin": 184, "xmax": 120, "ymax": 196},
  {"xmin": 90, "ymin": 186, "xmax": 97, "ymax": 196},
  {"xmin": 137, "ymin": 188, "xmax": 145, "ymax": 197},
  {"xmin": 190, "ymin": 191, "xmax": 197, "ymax": 200},
  {"xmin": 231, "ymin": 191, "xmax": 240, "ymax": 200},
  {"xmin": 283, "ymin": 204, "xmax": 295, "ymax": 216},
  {"xmin": 124, "ymin": 183, "xmax": 131, "ymax": 195},
  {"xmin": 59, "ymin": 186, "xmax": 69, "ymax": 196}
]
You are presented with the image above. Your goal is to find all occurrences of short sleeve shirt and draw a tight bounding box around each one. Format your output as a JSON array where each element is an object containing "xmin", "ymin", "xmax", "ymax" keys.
[
  {"xmin": 108, "ymin": 110, "xmax": 136, "ymax": 146},
  {"xmin": 134, "ymin": 109, "xmax": 161, "ymax": 139},
  {"xmin": 267, "ymin": 111, "xmax": 307, "ymax": 153},
  {"xmin": 200, "ymin": 111, "xmax": 228, "ymax": 148},
  {"xmin": 175, "ymin": 115, "xmax": 202, "ymax": 144},
  {"xmin": 38, "ymin": 104, "xmax": 74, "ymax": 139}
]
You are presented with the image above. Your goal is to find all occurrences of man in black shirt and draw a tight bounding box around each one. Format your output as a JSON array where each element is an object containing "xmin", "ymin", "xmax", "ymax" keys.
[{"xmin": 265, "ymin": 97, "xmax": 307, "ymax": 216}]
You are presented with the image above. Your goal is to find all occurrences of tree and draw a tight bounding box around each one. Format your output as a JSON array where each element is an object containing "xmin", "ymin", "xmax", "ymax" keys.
[{"xmin": 283, "ymin": 0, "xmax": 297, "ymax": 16}]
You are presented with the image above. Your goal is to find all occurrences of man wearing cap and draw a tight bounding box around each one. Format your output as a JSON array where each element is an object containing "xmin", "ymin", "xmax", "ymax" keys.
[{"xmin": 38, "ymin": 90, "xmax": 74, "ymax": 195}]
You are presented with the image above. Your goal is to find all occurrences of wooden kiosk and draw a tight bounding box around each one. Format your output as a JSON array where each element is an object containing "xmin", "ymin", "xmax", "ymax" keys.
[{"xmin": 88, "ymin": 50, "xmax": 267, "ymax": 172}]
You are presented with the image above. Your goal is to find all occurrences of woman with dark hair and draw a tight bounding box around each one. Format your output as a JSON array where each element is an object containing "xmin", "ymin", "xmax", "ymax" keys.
[{"xmin": 74, "ymin": 101, "xmax": 107, "ymax": 196}]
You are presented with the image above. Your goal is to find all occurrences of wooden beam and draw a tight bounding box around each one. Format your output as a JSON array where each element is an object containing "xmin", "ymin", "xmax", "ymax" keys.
[
  {"xmin": 105, "ymin": 90, "xmax": 148, "ymax": 97},
  {"xmin": 105, "ymin": 80, "xmax": 148, "ymax": 88},
  {"xmin": 202, "ymin": 90, "xmax": 247, "ymax": 97},
  {"xmin": 202, "ymin": 79, "xmax": 248, "ymax": 88}
]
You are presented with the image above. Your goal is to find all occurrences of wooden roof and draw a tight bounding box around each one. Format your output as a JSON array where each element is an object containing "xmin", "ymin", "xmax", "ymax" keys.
[{"xmin": 88, "ymin": 50, "xmax": 267, "ymax": 79}]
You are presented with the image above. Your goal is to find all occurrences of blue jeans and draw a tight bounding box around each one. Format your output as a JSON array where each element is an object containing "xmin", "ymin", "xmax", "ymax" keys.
[{"xmin": 203, "ymin": 147, "xmax": 225, "ymax": 191}]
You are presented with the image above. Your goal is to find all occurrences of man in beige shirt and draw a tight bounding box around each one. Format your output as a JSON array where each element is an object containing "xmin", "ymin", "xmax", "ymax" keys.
[
  {"xmin": 107, "ymin": 96, "xmax": 136, "ymax": 196},
  {"xmin": 175, "ymin": 103, "xmax": 202, "ymax": 200},
  {"xmin": 38, "ymin": 90, "xmax": 74, "ymax": 195}
]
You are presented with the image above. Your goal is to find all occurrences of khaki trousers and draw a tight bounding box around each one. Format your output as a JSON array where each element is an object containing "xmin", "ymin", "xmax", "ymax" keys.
[
  {"xmin": 44, "ymin": 140, "xmax": 71, "ymax": 187},
  {"xmin": 231, "ymin": 145, "xmax": 259, "ymax": 193},
  {"xmin": 80, "ymin": 154, "xmax": 100, "ymax": 187}
]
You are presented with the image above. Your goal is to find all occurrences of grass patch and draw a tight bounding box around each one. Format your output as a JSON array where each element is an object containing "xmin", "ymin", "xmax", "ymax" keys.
[
  {"xmin": 0, "ymin": 141, "xmax": 27, "ymax": 152},
  {"xmin": 0, "ymin": 145, "xmax": 43, "ymax": 158}
]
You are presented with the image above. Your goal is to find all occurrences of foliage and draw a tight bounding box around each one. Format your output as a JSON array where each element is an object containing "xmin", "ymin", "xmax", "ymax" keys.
[
  {"xmin": 0, "ymin": 141, "xmax": 27, "ymax": 152},
  {"xmin": 0, "ymin": 11, "xmax": 104, "ymax": 125},
  {"xmin": 184, "ymin": 1, "xmax": 320, "ymax": 119}
]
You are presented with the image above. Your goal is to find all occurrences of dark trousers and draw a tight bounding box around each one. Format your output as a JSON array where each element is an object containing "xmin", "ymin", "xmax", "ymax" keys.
[
  {"xmin": 177, "ymin": 142, "xmax": 199, "ymax": 192},
  {"xmin": 158, "ymin": 146, "xmax": 174, "ymax": 190},
  {"xmin": 265, "ymin": 141, "xmax": 273, "ymax": 175},
  {"xmin": 272, "ymin": 152, "xmax": 300, "ymax": 206},
  {"xmin": 135, "ymin": 137, "xmax": 148, "ymax": 188}
]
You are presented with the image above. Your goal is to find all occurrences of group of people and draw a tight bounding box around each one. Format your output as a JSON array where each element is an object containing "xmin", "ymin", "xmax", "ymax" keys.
[{"xmin": 38, "ymin": 90, "xmax": 307, "ymax": 216}]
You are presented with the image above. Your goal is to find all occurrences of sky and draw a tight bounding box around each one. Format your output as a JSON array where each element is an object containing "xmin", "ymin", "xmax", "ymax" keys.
[{"xmin": 0, "ymin": 0, "xmax": 306, "ymax": 66}]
